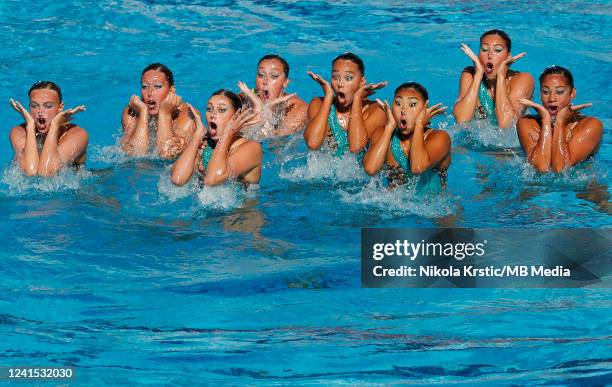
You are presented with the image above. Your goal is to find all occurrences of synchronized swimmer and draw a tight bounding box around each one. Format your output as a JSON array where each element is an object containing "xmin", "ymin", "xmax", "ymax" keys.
[{"xmin": 7, "ymin": 30, "xmax": 605, "ymax": 188}]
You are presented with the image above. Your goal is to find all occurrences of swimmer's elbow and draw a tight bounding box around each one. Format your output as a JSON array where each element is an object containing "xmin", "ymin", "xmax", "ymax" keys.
[
  {"xmin": 364, "ymin": 163, "xmax": 380, "ymax": 176},
  {"xmin": 452, "ymin": 107, "xmax": 470, "ymax": 124},
  {"xmin": 532, "ymin": 161, "xmax": 550, "ymax": 173},
  {"xmin": 204, "ymin": 172, "xmax": 227, "ymax": 187},
  {"xmin": 305, "ymin": 136, "xmax": 322, "ymax": 150},
  {"xmin": 411, "ymin": 165, "xmax": 426, "ymax": 175},
  {"xmin": 171, "ymin": 173, "xmax": 188, "ymax": 186}
]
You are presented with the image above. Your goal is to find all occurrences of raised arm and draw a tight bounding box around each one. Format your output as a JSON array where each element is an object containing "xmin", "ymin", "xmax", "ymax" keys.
[
  {"xmin": 157, "ymin": 92, "xmax": 184, "ymax": 159},
  {"xmin": 517, "ymin": 98, "xmax": 552, "ymax": 172},
  {"xmin": 363, "ymin": 99, "xmax": 395, "ymax": 176},
  {"xmin": 204, "ymin": 109, "xmax": 261, "ymax": 186},
  {"xmin": 304, "ymin": 71, "xmax": 334, "ymax": 150},
  {"xmin": 453, "ymin": 44, "xmax": 484, "ymax": 123},
  {"xmin": 551, "ymin": 104, "xmax": 602, "ymax": 172},
  {"xmin": 38, "ymin": 105, "xmax": 87, "ymax": 176},
  {"xmin": 410, "ymin": 102, "xmax": 450, "ymax": 174},
  {"xmin": 495, "ymin": 53, "xmax": 533, "ymax": 128},
  {"xmin": 9, "ymin": 99, "xmax": 38, "ymax": 176},
  {"xmin": 171, "ymin": 104, "xmax": 205, "ymax": 186},
  {"xmin": 121, "ymin": 96, "xmax": 149, "ymax": 156},
  {"xmin": 348, "ymin": 81, "xmax": 387, "ymax": 152}
]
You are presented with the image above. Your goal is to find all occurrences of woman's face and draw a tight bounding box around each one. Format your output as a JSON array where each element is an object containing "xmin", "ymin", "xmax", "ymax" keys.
[
  {"xmin": 255, "ymin": 59, "xmax": 288, "ymax": 102},
  {"xmin": 391, "ymin": 88, "xmax": 425, "ymax": 134},
  {"xmin": 478, "ymin": 34, "xmax": 510, "ymax": 80},
  {"xmin": 206, "ymin": 95, "xmax": 237, "ymax": 140},
  {"xmin": 331, "ymin": 59, "xmax": 365, "ymax": 108},
  {"xmin": 140, "ymin": 69, "xmax": 174, "ymax": 115},
  {"xmin": 29, "ymin": 89, "xmax": 63, "ymax": 133},
  {"xmin": 540, "ymin": 74, "xmax": 575, "ymax": 118}
]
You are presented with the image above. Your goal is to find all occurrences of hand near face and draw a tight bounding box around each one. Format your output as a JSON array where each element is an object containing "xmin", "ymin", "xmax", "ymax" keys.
[
  {"xmin": 50, "ymin": 105, "xmax": 86, "ymax": 129},
  {"xmin": 376, "ymin": 98, "xmax": 396, "ymax": 130},
  {"xmin": 185, "ymin": 103, "xmax": 206, "ymax": 138},
  {"xmin": 307, "ymin": 71, "xmax": 333, "ymax": 98},
  {"xmin": 497, "ymin": 52, "xmax": 526, "ymax": 78},
  {"xmin": 355, "ymin": 81, "xmax": 387, "ymax": 100},
  {"xmin": 460, "ymin": 43, "xmax": 483, "ymax": 74},
  {"xmin": 266, "ymin": 92, "xmax": 296, "ymax": 109},
  {"xmin": 416, "ymin": 101, "xmax": 447, "ymax": 127},
  {"xmin": 129, "ymin": 95, "xmax": 147, "ymax": 114},
  {"xmin": 238, "ymin": 81, "xmax": 263, "ymax": 113},
  {"xmin": 160, "ymin": 92, "xmax": 182, "ymax": 114},
  {"xmin": 9, "ymin": 98, "xmax": 35, "ymax": 127},
  {"xmin": 222, "ymin": 108, "xmax": 260, "ymax": 141},
  {"xmin": 555, "ymin": 102, "xmax": 592, "ymax": 126},
  {"xmin": 519, "ymin": 98, "xmax": 551, "ymax": 124}
]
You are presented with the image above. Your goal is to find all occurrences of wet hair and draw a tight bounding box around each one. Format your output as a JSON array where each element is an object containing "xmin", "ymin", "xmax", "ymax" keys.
[
  {"xmin": 141, "ymin": 63, "xmax": 174, "ymax": 86},
  {"xmin": 332, "ymin": 52, "xmax": 365, "ymax": 75},
  {"xmin": 480, "ymin": 29, "xmax": 512, "ymax": 52},
  {"xmin": 394, "ymin": 82, "xmax": 429, "ymax": 101},
  {"xmin": 28, "ymin": 81, "xmax": 62, "ymax": 102},
  {"xmin": 258, "ymin": 54, "xmax": 289, "ymax": 78},
  {"xmin": 539, "ymin": 65, "xmax": 574, "ymax": 88},
  {"xmin": 210, "ymin": 89, "xmax": 242, "ymax": 111}
]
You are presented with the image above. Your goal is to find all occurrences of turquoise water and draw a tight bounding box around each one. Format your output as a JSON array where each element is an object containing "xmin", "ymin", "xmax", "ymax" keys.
[{"xmin": 0, "ymin": 1, "xmax": 610, "ymax": 384}]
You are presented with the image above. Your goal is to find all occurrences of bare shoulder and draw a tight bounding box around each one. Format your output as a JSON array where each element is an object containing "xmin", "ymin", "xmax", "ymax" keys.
[
  {"xmin": 9, "ymin": 124, "xmax": 26, "ymax": 149},
  {"xmin": 573, "ymin": 116, "xmax": 603, "ymax": 136},
  {"xmin": 509, "ymin": 71, "xmax": 534, "ymax": 88},
  {"xmin": 461, "ymin": 66, "xmax": 476, "ymax": 76},
  {"xmin": 231, "ymin": 138, "xmax": 262, "ymax": 156},
  {"xmin": 289, "ymin": 95, "xmax": 307, "ymax": 109},
  {"xmin": 308, "ymin": 96, "xmax": 323, "ymax": 108},
  {"xmin": 426, "ymin": 129, "xmax": 451, "ymax": 147}
]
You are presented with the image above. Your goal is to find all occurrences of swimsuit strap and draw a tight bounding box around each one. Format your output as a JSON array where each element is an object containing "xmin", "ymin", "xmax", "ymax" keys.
[
  {"xmin": 390, "ymin": 131, "xmax": 410, "ymax": 173},
  {"xmin": 328, "ymin": 104, "xmax": 349, "ymax": 156},
  {"xmin": 478, "ymin": 81, "xmax": 498, "ymax": 126},
  {"xmin": 201, "ymin": 143, "xmax": 214, "ymax": 171}
]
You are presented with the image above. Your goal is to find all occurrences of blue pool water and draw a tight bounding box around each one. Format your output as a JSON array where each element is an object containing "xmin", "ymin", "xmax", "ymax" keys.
[{"xmin": 0, "ymin": 1, "xmax": 610, "ymax": 384}]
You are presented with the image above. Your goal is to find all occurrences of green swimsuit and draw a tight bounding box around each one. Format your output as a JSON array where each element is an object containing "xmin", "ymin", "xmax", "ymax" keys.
[
  {"xmin": 387, "ymin": 131, "xmax": 443, "ymax": 192},
  {"xmin": 477, "ymin": 81, "xmax": 498, "ymax": 126}
]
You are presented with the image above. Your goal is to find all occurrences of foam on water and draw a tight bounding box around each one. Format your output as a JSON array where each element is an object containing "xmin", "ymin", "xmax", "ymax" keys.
[
  {"xmin": 0, "ymin": 163, "xmax": 93, "ymax": 197},
  {"xmin": 448, "ymin": 119, "xmax": 522, "ymax": 150},
  {"xmin": 337, "ymin": 175, "xmax": 457, "ymax": 219}
]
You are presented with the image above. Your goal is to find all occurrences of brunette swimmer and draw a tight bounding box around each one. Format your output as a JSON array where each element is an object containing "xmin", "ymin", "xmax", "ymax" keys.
[
  {"xmin": 453, "ymin": 29, "xmax": 534, "ymax": 129},
  {"xmin": 304, "ymin": 52, "xmax": 387, "ymax": 155},
  {"xmin": 171, "ymin": 90, "xmax": 262, "ymax": 187},
  {"xmin": 363, "ymin": 82, "xmax": 450, "ymax": 189},
  {"xmin": 9, "ymin": 81, "xmax": 88, "ymax": 176},
  {"xmin": 517, "ymin": 66, "xmax": 603, "ymax": 173},
  {"xmin": 121, "ymin": 63, "xmax": 195, "ymax": 159},
  {"xmin": 238, "ymin": 54, "xmax": 308, "ymax": 137}
]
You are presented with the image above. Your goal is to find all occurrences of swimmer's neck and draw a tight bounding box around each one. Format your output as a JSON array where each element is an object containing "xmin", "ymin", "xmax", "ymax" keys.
[{"xmin": 396, "ymin": 128, "xmax": 414, "ymax": 141}]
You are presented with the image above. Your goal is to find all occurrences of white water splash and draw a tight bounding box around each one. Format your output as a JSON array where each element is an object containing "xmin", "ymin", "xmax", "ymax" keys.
[
  {"xmin": 448, "ymin": 119, "xmax": 521, "ymax": 150},
  {"xmin": 279, "ymin": 150, "xmax": 369, "ymax": 183},
  {"xmin": 337, "ymin": 176, "xmax": 457, "ymax": 218},
  {"xmin": 0, "ymin": 164, "xmax": 93, "ymax": 196}
]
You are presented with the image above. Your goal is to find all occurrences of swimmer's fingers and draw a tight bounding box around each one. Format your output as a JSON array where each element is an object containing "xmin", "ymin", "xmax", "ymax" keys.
[
  {"xmin": 571, "ymin": 103, "xmax": 592, "ymax": 112},
  {"xmin": 508, "ymin": 52, "xmax": 526, "ymax": 64},
  {"xmin": 267, "ymin": 93, "xmax": 296, "ymax": 109},
  {"xmin": 429, "ymin": 104, "xmax": 447, "ymax": 119},
  {"xmin": 518, "ymin": 98, "xmax": 538, "ymax": 108},
  {"xmin": 307, "ymin": 71, "xmax": 320, "ymax": 82},
  {"xmin": 367, "ymin": 81, "xmax": 387, "ymax": 91},
  {"xmin": 375, "ymin": 98, "xmax": 385, "ymax": 110},
  {"xmin": 460, "ymin": 43, "xmax": 478, "ymax": 61}
]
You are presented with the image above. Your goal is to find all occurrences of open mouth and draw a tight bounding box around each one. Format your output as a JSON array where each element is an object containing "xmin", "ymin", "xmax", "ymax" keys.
[
  {"xmin": 337, "ymin": 92, "xmax": 346, "ymax": 103},
  {"xmin": 147, "ymin": 100, "xmax": 157, "ymax": 110},
  {"xmin": 209, "ymin": 122, "xmax": 218, "ymax": 137},
  {"xmin": 485, "ymin": 62, "xmax": 494, "ymax": 75},
  {"xmin": 399, "ymin": 119, "xmax": 408, "ymax": 129},
  {"xmin": 547, "ymin": 105, "xmax": 558, "ymax": 116},
  {"xmin": 262, "ymin": 89, "xmax": 270, "ymax": 100},
  {"xmin": 37, "ymin": 117, "xmax": 47, "ymax": 128}
]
